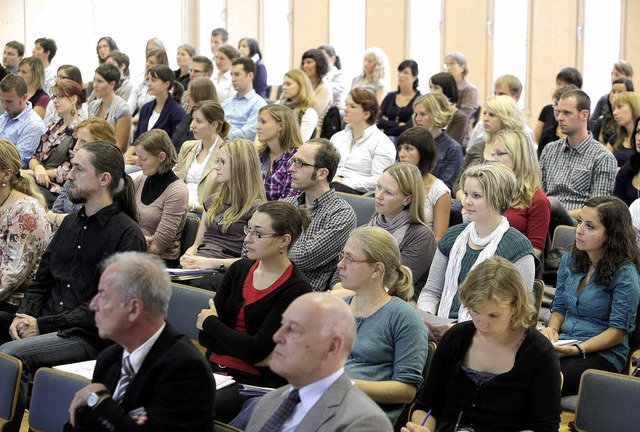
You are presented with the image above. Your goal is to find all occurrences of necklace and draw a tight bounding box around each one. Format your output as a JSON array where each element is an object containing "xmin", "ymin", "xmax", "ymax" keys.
[
  {"xmin": 0, "ymin": 188, "xmax": 12, "ymax": 209},
  {"xmin": 353, "ymin": 295, "xmax": 388, "ymax": 318}
]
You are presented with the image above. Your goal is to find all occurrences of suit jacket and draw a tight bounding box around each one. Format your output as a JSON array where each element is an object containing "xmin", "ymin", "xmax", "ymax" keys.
[
  {"xmin": 67, "ymin": 323, "xmax": 215, "ymax": 432},
  {"xmin": 245, "ymin": 372, "xmax": 393, "ymax": 432},
  {"xmin": 174, "ymin": 137, "xmax": 221, "ymax": 204},
  {"xmin": 134, "ymin": 97, "xmax": 186, "ymax": 141}
]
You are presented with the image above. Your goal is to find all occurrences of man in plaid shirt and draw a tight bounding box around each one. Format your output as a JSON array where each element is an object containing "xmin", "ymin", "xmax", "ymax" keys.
[{"xmin": 284, "ymin": 138, "xmax": 357, "ymax": 291}]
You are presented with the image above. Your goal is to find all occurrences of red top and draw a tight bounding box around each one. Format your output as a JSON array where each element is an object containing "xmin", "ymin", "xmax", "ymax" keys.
[{"xmin": 504, "ymin": 187, "xmax": 550, "ymax": 251}]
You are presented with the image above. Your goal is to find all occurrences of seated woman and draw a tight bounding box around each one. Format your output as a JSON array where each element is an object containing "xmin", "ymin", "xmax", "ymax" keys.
[
  {"xmin": 301, "ymin": 49, "xmax": 332, "ymax": 135},
  {"xmin": 607, "ymin": 91, "xmax": 640, "ymax": 167},
  {"xmin": 213, "ymin": 44, "xmax": 240, "ymax": 103},
  {"xmin": 87, "ymin": 63, "xmax": 132, "ymax": 152},
  {"xmin": 378, "ymin": 60, "xmax": 420, "ymax": 142},
  {"xmin": 43, "ymin": 65, "xmax": 86, "ymax": 125},
  {"xmin": 23, "ymin": 79, "xmax": 85, "ymax": 208},
  {"xmin": 428, "ymin": 72, "xmax": 468, "ymax": 145},
  {"xmin": 133, "ymin": 65, "xmax": 185, "ymax": 142},
  {"xmin": 330, "ymin": 88, "xmax": 396, "ymax": 195},
  {"xmin": 257, "ymin": 105, "xmax": 301, "ymax": 201},
  {"xmin": 48, "ymin": 118, "xmax": 117, "ymax": 227},
  {"xmin": 540, "ymin": 196, "xmax": 640, "ymax": 396},
  {"xmin": 351, "ymin": 46, "xmax": 390, "ymax": 104},
  {"xmin": 95, "ymin": 36, "xmax": 118, "ymax": 65},
  {"xmin": 133, "ymin": 129, "xmax": 188, "ymax": 266},
  {"xmin": 180, "ymin": 139, "xmax": 266, "ymax": 274},
  {"xmin": 592, "ymin": 77, "xmax": 634, "ymax": 145},
  {"xmin": 405, "ymin": 257, "xmax": 562, "ymax": 432},
  {"xmin": 339, "ymin": 226, "xmax": 428, "ymax": 423},
  {"xmin": 0, "ymin": 140, "xmax": 50, "ymax": 313},
  {"xmin": 171, "ymin": 77, "xmax": 218, "ymax": 152},
  {"xmin": 175, "ymin": 101, "xmax": 229, "ymax": 213},
  {"xmin": 492, "ymin": 130, "xmax": 550, "ymax": 257},
  {"xmin": 19, "ymin": 57, "xmax": 49, "ymax": 119},
  {"xmin": 238, "ymin": 38, "xmax": 267, "ymax": 98},
  {"xmin": 174, "ymin": 43, "xmax": 195, "ymax": 90},
  {"xmin": 453, "ymin": 95, "xmax": 525, "ymax": 202},
  {"xmin": 614, "ymin": 116, "xmax": 640, "ymax": 206},
  {"xmin": 104, "ymin": 51, "xmax": 133, "ymax": 102},
  {"xmin": 412, "ymin": 93, "xmax": 463, "ymax": 189},
  {"xmin": 128, "ymin": 49, "xmax": 169, "ymax": 121},
  {"xmin": 397, "ymin": 127, "xmax": 451, "ymax": 241},
  {"xmin": 318, "ymin": 44, "xmax": 347, "ymax": 107},
  {"xmin": 331, "ymin": 162, "xmax": 436, "ymax": 295},
  {"xmin": 444, "ymin": 52, "xmax": 479, "ymax": 132},
  {"xmin": 196, "ymin": 200, "xmax": 312, "ymax": 422},
  {"xmin": 277, "ymin": 69, "xmax": 318, "ymax": 141},
  {"xmin": 417, "ymin": 163, "xmax": 536, "ymax": 341}
]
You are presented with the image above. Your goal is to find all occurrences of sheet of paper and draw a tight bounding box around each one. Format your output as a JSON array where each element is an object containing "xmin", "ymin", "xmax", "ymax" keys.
[
  {"xmin": 54, "ymin": 359, "xmax": 97, "ymax": 380},
  {"xmin": 553, "ymin": 339, "xmax": 579, "ymax": 346},
  {"xmin": 167, "ymin": 268, "xmax": 218, "ymax": 275},
  {"xmin": 417, "ymin": 309, "xmax": 457, "ymax": 326},
  {"xmin": 213, "ymin": 373, "xmax": 236, "ymax": 390}
]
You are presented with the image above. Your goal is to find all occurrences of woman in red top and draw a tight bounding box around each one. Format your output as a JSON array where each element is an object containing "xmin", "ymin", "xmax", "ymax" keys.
[
  {"xmin": 491, "ymin": 130, "xmax": 550, "ymax": 257},
  {"xmin": 196, "ymin": 200, "xmax": 312, "ymax": 422}
]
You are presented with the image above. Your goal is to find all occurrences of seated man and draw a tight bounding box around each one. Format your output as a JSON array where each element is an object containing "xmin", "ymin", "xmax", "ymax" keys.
[
  {"xmin": 221, "ymin": 57, "xmax": 266, "ymax": 140},
  {"xmin": 67, "ymin": 252, "xmax": 215, "ymax": 431},
  {"xmin": 32, "ymin": 37, "xmax": 57, "ymax": 95},
  {"xmin": 0, "ymin": 74, "xmax": 47, "ymax": 167},
  {"xmin": 0, "ymin": 141, "xmax": 146, "ymax": 429},
  {"xmin": 243, "ymin": 292, "xmax": 393, "ymax": 431},
  {"xmin": 283, "ymin": 138, "xmax": 357, "ymax": 291},
  {"xmin": 540, "ymin": 89, "xmax": 617, "ymax": 232},
  {"xmin": 3, "ymin": 41, "xmax": 24, "ymax": 75}
]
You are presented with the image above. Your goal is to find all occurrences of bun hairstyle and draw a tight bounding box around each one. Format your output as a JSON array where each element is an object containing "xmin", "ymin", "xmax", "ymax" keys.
[
  {"xmin": 192, "ymin": 101, "xmax": 231, "ymax": 140},
  {"xmin": 0, "ymin": 139, "xmax": 46, "ymax": 207},
  {"xmin": 255, "ymin": 201, "xmax": 311, "ymax": 251},
  {"xmin": 349, "ymin": 227, "xmax": 414, "ymax": 302}
]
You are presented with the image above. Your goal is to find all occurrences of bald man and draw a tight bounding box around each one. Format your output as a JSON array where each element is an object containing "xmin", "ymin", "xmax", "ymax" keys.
[{"xmin": 244, "ymin": 292, "xmax": 392, "ymax": 431}]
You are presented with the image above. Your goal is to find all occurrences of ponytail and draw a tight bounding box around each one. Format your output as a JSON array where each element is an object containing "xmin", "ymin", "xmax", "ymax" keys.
[
  {"xmin": 172, "ymin": 81, "xmax": 185, "ymax": 104},
  {"xmin": 114, "ymin": 173, "xmax": 139, "ymax": 223},
  {"xmin": 387, "ymin": 265, "xmax": 414, "ymax": 303},
  {"xmin": 12, "ymin": 172, "xmax": 46, "ymax": 208},
  {"xmin": 219, "ymin": 120, "xmax": 231, "ymax": 140}
]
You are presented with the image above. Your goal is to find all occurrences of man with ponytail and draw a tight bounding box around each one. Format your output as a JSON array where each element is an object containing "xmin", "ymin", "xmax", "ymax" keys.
[{"xmin": 0, "ymin": 140, "xmax": 146, "ymax": 430}]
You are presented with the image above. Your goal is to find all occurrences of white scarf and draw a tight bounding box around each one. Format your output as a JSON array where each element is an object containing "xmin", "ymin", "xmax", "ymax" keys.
[{"xmin": 437, "ymin": 216, "xmax": 510, "ymax": 322}]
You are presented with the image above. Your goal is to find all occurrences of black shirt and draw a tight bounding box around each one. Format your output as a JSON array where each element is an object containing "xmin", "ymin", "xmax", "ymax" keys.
[{"xmin": 17, "ymin": 202, "xmax": 146, "ymax": 345}]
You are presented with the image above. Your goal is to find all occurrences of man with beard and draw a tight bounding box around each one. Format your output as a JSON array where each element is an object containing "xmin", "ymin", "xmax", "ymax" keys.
[{"xmin": 0, "ymin": 140, "xmax": 145, "ymax": 430}]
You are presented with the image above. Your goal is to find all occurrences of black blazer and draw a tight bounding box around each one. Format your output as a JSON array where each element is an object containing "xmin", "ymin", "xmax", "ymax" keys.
[
  {"xmin": 135, "ymin": 97, "xmax": 186, "ymax": 141},
  {"xmin": 67, "ymin": 323, "xmax": 215, "ymax": 432}
]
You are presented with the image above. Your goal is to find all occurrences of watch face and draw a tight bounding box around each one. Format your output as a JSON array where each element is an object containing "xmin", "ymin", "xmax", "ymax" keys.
[{"xmin": 88, "ymin": 392, "xmax": 100, "ymax": 407}]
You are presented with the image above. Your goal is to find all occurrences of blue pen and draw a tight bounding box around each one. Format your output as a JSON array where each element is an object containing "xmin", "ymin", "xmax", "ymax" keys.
[{"xmin": 420, "ymin": 409, "xmax": 432, "ymax": 426}]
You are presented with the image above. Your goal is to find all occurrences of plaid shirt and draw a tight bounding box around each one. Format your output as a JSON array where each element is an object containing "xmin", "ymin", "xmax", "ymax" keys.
[
  {"xmin": 540, "ymin": 134, "xmax": 617, "ymax": 210},
  {"xmin": 260, "ymin": 148, "xmax": 299, "ymax": 201},
  {"xmin": 283, "ymin": 190, "xmax": 357, "ymax": 291}
]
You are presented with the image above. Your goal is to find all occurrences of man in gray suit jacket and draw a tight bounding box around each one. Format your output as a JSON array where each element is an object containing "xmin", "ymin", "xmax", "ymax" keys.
[{"xmin": 244, "ymin": 292, "xmax": 393, "ymax": 432}]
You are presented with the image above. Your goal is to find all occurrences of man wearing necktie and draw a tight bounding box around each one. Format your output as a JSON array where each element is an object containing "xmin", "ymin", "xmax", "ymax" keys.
[
  {"xmin": 66, "ymin": 252, "xmax": 216, "ymax": 431},
  {"xmin": 243, "ymin": 292, "xmax": 392, "ymax": 431}
]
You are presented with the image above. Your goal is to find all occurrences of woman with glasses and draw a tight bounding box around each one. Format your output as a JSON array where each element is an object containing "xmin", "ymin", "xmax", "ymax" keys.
[
  {"xmin": 175, "ymin": 101, "xmax": 229, "ymax": 213},
  {"xmin": 491, "ymin": 130, "xmax": 550, "ymax": 258},
  {"xmin": 180, "ymin": 139, "xmax": 266, "ymax": 272},
  {"xmin": 337, "ymin": 226, "xmax": 428, "ymax": 423},
  {"xmin": 196, "ymin": 201, "xmax": 312, "ymax": 422},
  {"xmin": 43, "ymin": 65, "xmax": 86, "ymax": 125},
  {"xmin": 257, "ymin": 105, "xmax": 302, "ymax": 201},
  {"xmin": 23, "ymin": 79, "xmax": 85, "ymax": 207}
]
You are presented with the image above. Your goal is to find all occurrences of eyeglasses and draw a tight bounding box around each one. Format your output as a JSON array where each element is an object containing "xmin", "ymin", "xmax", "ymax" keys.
[
  {"xmin": 288, "ymin": 157, "xmax": 319, "ymax": 169},
  {"xmin": 215, "ymin": 158, "xmax": 227, "ymax": 166},
  {"xmin": 50, "ymin": 94, "xmax": 67, "ymax": 100},
  {"xmin": 243, "ymin": 226, "xmax": 279, "ymax": 239},
  {"xmin": 338, "ymin": 251, "xmax": 375, "ymax": 265},
  {"xmin": 490, "ymin": 151, "xmax": 509, "ymax": 158},
  {"xmin": 189, "ymin": 69, "xmax": 206, "ymax": 75}
]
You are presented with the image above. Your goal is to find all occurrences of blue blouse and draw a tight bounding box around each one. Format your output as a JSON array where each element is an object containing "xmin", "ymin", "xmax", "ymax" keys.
[{"xmin": 552, "ymin": 253, "xmax": 640, "ymax": 371}]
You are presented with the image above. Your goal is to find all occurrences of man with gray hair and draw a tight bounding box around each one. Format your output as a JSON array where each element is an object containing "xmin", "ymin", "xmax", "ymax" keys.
[
  {"xmin": 67, "ymin": 252, "xmax": 215, "ymax": 431},
  {"xmin": 243, "ymin": 292, "xmax": 392, "ymax": 431}
]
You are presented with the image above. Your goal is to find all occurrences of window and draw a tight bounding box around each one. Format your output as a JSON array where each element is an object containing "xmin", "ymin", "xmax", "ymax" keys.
[
  {"xmin": 409, "ymin": 0, "xmax": 442, "ymax": 93},
  {"xmin": 329, "ymin": 0, "xmax": 366, "ymax": 89},
  {"xmin": 262, "ymin": 0, "xmax": 291, "ymax": 86}
]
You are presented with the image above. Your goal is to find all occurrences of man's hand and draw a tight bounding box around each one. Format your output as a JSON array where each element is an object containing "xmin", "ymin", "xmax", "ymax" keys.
[{"xmin": 68, "ymin": 383, "xmax": 109, "ymax": 427}]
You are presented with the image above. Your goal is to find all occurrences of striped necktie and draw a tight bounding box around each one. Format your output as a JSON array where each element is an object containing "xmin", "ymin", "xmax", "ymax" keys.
[
  {"xmin": 113, "ymin": 356, "xmax": 134, "ymax": 402},
  {"xmin": 259, "ymin": 389, "xmax": 300, "ymax": 432}
]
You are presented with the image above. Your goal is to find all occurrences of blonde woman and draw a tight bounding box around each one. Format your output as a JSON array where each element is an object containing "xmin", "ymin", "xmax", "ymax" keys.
[
  {"xmin": 418, "ymin": 163, "xmax": 536, "ymax": 342},
  {"xmin": 175, "ymin": 101, "xmax": 230, "ymax": 212},
  {"xmin": 492, "ymin": 130, "xmax": 550, "ymax": 257},
  {"xmin": 453, "ymin": 95, "xmax": 525, "ymax": 200},
  {"xmin": 338, "ymin": 226, "xmax": 428, "ymax": 423},
  {"xmin": 19, "ymin": 57, "xmax": 49, "ymax": 119},
  {"xmin": 180, "ymin": 139, "xmax": 266, "ymax": 271},
  {"xmin": 351, "ymin": 47, "xmax": 390, "ymax": 104},
  {"xmin": 256, "ymin": 105, "xmax": 303, "ymax": 201},
  {"xmin": 412, "ymin": 93, "xmax": 463, "ymax": 189},
  {"xmin": 607, "ymin": 91, "xmax": 640, "ymax": 167},
  {"xmin": 0, "ymin": 140, "xmax": 50, "ymax": 313},
  {"xmin": 278, "ymin": 69, "xmax": 318, "ymax": 141}
]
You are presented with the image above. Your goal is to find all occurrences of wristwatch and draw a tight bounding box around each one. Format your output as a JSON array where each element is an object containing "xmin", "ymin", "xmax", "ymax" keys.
[
  {"xmin": 219, "ymin": 259, "xmax": 225, "ymax": 272},
  {"xmin": 87, "ymin": 390, "xmax": 110, "ymax": 408}
]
